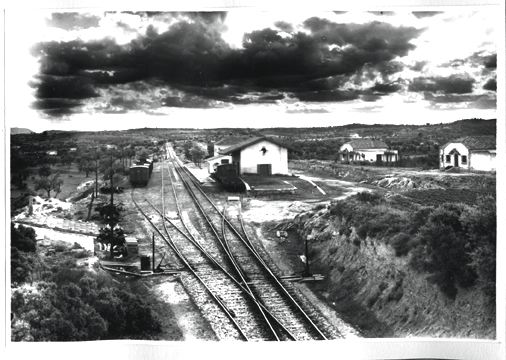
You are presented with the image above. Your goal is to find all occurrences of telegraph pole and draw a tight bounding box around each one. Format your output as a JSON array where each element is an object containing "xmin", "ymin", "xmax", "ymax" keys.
[
  {"xmin": 304, "ymin": 236, "xmax": 311, "ymax": 277},
  {"xmin": 110, "ymin": 154, "xmax": 114, "ymax": 206},
  {"xmin": 152, "ymin": 232, "xmax": 155, "ymax": 272}
]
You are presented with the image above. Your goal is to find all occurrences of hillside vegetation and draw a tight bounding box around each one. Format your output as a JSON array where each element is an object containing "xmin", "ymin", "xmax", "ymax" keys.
[{"xmin": 291, "ymin": 191, "xmax": 495, "ymax": 337}]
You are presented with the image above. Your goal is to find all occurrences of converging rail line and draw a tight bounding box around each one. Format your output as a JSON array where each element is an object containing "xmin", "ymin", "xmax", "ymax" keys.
[
  {"xmin": 133, "ymin": 158, "xmax": 296, "ymax": 340},
  {"xmin": 129, "ymin": 146, "xmax": 333, "ymax": 340},
  {"xmin": 165, "ymin": 145, "xmax": 330, "ymax": 340}
]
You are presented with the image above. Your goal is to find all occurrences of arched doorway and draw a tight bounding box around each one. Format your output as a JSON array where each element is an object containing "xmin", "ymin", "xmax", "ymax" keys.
[{"xmin": 449, "ymin": 149, "xmax": 460, "ymax": 167}]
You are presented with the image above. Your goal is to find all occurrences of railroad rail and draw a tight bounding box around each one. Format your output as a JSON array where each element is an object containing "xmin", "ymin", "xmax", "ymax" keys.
[
  {"xmin": 131, "ymin": 189, "xmax": 252, "ymax": 340},
  {"xmin": 159, "ymin": 157, "xmax": 295, "ymax": 340},
  {"xmin": 166, "ymin": 146, "xmax": 329, "ymax": 340},
  {"xmin": 134, "ymin": 158, "xmax": 299, "ymax": 340}
]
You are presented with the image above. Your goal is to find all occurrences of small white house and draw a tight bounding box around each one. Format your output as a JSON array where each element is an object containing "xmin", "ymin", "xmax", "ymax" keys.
[
  {"xmin": 440, "ymin": 136, "xmax": 496, "ymax": 171},
  {"xmin": 46, "ymin": 150, "xmax": 58, "ymax": 156},
  {"xmin": 220, "ymin": 136, "xmax": 289, "ymax": 175},
  {"xmin": 339, "ymin": 139, "xmax": 398, "ymax": 163}
]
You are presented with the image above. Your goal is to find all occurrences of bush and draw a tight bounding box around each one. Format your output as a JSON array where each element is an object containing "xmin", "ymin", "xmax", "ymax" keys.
[
  {"xmin": 356, "ymin": 191, "xmax": 382, "ymax": 204},
  {"xmin": 11, "ymin": 224, "xmax": 37, "ymax": 253},
  {"xmin": 414, "ymin": 204, "xmax": 477, "ymax": 298},
  {"xmin": 390, "ymin": 232, "xmax": 413, "ymax": 256},
  {"xmin": 12, "ymin": 258, "xmax": 162, "ymax": 341}
]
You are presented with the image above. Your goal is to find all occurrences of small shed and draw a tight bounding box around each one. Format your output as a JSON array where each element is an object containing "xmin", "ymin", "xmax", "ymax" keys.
[{"xmin": 125, "ymin": 237, "xmax": 138, "ymax": 255}]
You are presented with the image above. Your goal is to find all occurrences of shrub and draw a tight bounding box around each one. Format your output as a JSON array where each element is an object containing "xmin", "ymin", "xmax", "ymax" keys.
[
  {"xmin": 356, "ymin": 191, "xmax": 382, "ymax": 204},
  {"xmin": 390, "ymin": 232, "xmax": 413, "ymax": 256},
  {"xmin": 11, "ymin": 224, "xmax": 37, "ymax": 253}
]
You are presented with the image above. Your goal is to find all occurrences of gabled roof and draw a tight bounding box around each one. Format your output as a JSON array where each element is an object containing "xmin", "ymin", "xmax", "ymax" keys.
[
  {"xmin": 344, "ymin": 139, "xmax": 388, "ymax": 149},
  {"xmin": 221, "ymin": 136, "xmax": 290, "ymax": 155},
  {"xmin": 205, "ymin": 154, "xmax": 231, "ymax": 162},
  {"xmin": 450, "ymin": 136, "xmax": 496, "ymax": 150},
  {"xmin": 215, "ymin": 135, "xmax": 253, "ymax": 146}
]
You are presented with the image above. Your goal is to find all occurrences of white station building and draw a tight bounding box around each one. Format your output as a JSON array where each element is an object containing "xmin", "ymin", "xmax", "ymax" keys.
[
  {"xmin": 440, "ymin": 136, "xmax": 496, "ymax": 171},
  {"xmin": 209, "ymin": 136, "xmax": 290, "ymax": 176}
]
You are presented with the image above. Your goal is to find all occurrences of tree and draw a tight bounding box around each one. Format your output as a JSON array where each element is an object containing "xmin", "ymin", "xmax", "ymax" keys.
[
  {"xmin": 12, "ymin": 223, "xmax": 37, "ymax": 252},
  {"xmin": 190, "ymin": 144, "xmax": 206, "ymax": 168},
  {"xmin": 38, "ymin": 165, "xmax": 51, "ymax": 177},
  {"xmin": 96, "ymin": 226, "xmax": 126, "ymax": 258},
  {"xmin": 100, "ymin": 155, "xmax": 123, "ymax": 205},
  {"xmin": 95, "ymin": 203, "xmax": 123, "ymax": 228},
  {"xmin": 207, "ymin": 143, "xmax": 214, "ymax": 157},
  {"xmin": 11, "ymin": 153, "xmax": 30, "ymax": 189},
  {"xmin": 137, "ymin": 148, "xmax": 150, "ymax": 162},
  {"xmin": 34, "ymin": 172, "xmax": 63, "ymax": 198},
  {"xmin": 11, "ymin": 223, "xmax": 38, "ymax": 285},
  {"xmin": 461, "ymin": 196, "xmax": 496, "ymax": 302},
  {"xmin": 77, "ymin": 156, "xmax": 95, "ymax": 177},
  {"xmin": 414, "ymin": 203, "xmax": 477, "ymax": 299},
  {"xmin": 182, "ymin": 141, "xmax": 192, "ymax": 160}
]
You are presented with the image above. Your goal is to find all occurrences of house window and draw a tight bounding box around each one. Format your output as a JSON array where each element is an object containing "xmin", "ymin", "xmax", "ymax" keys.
[
  {"xmin": 440, "ymin": 155, "xmax": 444, "ymax": 162},
  {"xmin": 461, "ymin": 155, "xmax": 467, "ymax": 164},
  {"xmin": 445, "ymin": 155, "xmax": 451, "ymax": 162}
]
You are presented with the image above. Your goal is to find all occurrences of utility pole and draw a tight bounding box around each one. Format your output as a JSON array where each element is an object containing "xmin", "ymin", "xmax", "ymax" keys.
[
  {"xmin": 94, "ymin": 148, "xmax": 99, "ymax": 197},
  {"xmin": 110, "ymin": 154, "xmax": 114, "ymax": 206},
  {"xmin": 304, "ymin": 236, "xmax": 311, "ymax": 277},
  {"xmin": 152, "ymin": 232, "xmax": 155, "ymax": 272}
]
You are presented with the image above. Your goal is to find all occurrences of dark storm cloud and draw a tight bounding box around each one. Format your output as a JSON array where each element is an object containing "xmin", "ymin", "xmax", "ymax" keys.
[
  {"xmin": 33, "ymin": 98, "xmax": 83, "ymax": 110},
  {"xmin": 410, "ymin": 61, "xmax": 427, "ymax": 71},
  {"xmin": 358, "ymin": 81, "xmax": 401, "ymax": 102},
  {"xmin": 47, "ymin": 13, "xmax": 100, "ymax": 30},
  {"xmin": 369, "ymin": 82, "xmax": 402, "ymax": 94},
  {"xmin": 32, "ymin": 14, "xmax": 421, "ymax": 115},
  {"xmin": 483, "ymin": 78, "xmax": 497, "ymax": 91},
  {"xmin": 412, "ymin": 11, "xmax": 443, "ymax": 19},
  {"xmin": 274, "ymin": 21, "xmax": 294, "ymax": 33},
  {"xmin": 33, "ymin": 98, "xmax": 82, "ymax": 116},
  {"xmin": 296, "ymin": 89, "xmax": 359, "ymax": 102},
  {"xmin": 409, "ymin": 75, "xmax": 475, "ymax": 94},
  {"xmin": 444, "ymin": 52, "xmax": 497, "ymax": 70},
  {"xmin": 424, "ymin": 92, "xmax": 496, "ymax": 109},
  {"xmin": 163, "ymin": 94, "xmax": 216, "ymax": 108},
  {"xmin": 483, "ymin": 53, "xmax": 496, "ymax": 69},
  {"xmin": 32, "ymin": 75, "xmax": 99, "ymax": 99}
]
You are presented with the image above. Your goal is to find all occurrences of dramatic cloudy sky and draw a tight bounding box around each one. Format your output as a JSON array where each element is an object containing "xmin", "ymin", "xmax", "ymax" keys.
[{"xmin": 6, "ymin": 9, "xmax": 498, "ymax": 131}]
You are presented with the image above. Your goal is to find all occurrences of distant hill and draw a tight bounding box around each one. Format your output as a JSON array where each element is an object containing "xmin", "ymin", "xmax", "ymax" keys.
[{"xmin": 10, "ymin": 127, "xmax": 34, "ymax": 135}]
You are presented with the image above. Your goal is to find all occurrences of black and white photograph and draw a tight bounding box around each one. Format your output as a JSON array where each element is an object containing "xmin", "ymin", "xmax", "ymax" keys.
[{"xmin": 3, "ymin": 1, "xmax": 505, "ymax": 359}]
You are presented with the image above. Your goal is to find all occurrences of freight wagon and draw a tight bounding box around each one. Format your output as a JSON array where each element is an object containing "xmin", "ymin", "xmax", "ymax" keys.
[
  {"xmin": 212, "ymin": 163, "xmax": 245, "ymax": 192},
  {"xmin": 135, "ymin": 158, "xmax": 153, "ymax": 175},
  {"xmin": 129, "ymin": 164, "xmax": 150, "ymax": 186}
]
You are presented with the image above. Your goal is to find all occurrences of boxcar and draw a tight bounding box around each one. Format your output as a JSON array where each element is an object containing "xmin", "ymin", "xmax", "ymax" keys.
[
  {"xmin": 129, "ymin": 164, "xmax": 150, "ymax": 186},
  {"xmin": 213, "ymin": 164, "xmax": 245, "ymax": 192}
]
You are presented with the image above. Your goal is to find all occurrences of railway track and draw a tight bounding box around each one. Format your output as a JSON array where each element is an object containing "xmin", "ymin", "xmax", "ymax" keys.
[
  {"xmin": 165, "ymin": 147, "xmax": 332, "ymax": 340},
  {"xmin": 130, "ymin": 147, "xmax": 334, "ymax": 340},
  {"xmin": 134, "ymin": 160, "xmax": 293, "ymax": 340}
]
